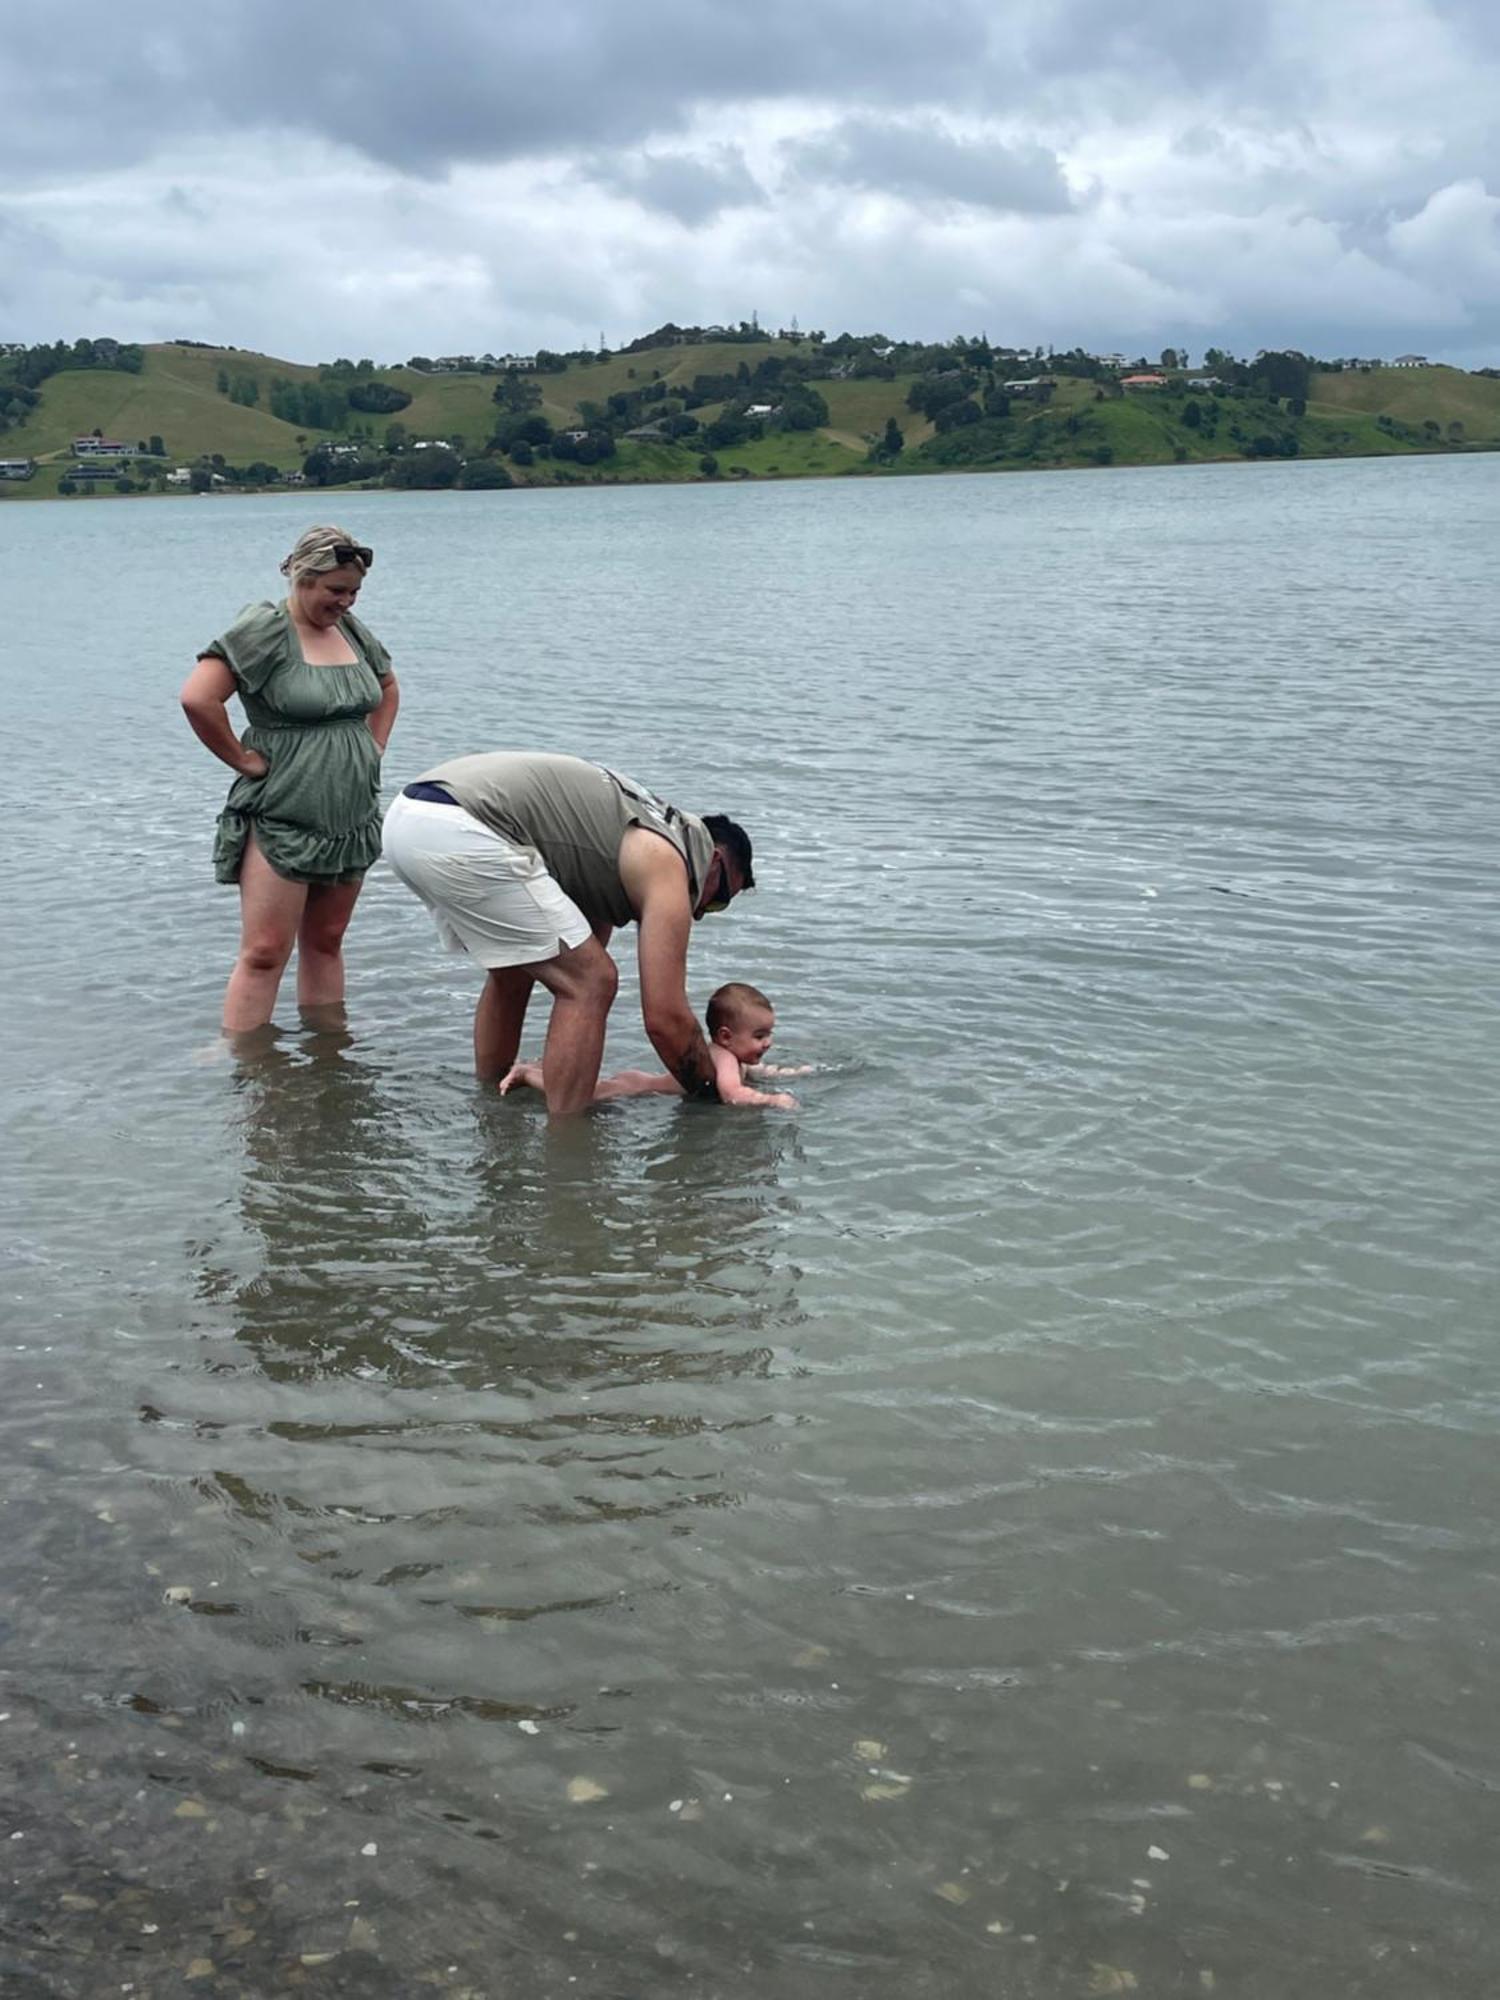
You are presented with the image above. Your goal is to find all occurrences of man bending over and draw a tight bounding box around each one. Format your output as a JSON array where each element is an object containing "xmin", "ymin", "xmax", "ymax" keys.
[{"xmin": 382, "ymin": 752, "xmax": 753, "ymax": 1114}]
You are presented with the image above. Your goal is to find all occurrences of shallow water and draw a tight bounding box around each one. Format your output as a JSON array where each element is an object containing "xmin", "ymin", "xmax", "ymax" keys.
[{"xmin": 2, "ymin": 459, "xmax": 1499, "ymax": 1996}]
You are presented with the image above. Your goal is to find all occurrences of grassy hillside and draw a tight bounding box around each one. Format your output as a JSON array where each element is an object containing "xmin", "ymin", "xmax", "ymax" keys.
[
  {"xmin": 4, "ymin": 339, "xmax": 1499, "ymax": 502},
  {"xmin": 1311, "ymin": 364, "xmax": 1499, "ymax": 430}
]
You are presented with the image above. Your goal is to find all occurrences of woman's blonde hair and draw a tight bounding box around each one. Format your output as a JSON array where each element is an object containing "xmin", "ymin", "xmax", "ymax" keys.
[{"xmin": 280, "ymin": 524, "xmax": 370, "ymax": 588}]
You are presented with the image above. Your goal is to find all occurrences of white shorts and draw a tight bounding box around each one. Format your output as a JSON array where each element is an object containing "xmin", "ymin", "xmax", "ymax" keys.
[{"xmin": 381, "ymin": 791, "xmax": 594, "ymax": 969}]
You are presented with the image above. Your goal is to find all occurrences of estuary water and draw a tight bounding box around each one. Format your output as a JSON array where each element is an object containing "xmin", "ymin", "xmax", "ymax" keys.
[{"xmin": 2, "ymin": 457, "xmax": 1498, "ymax": 1997}]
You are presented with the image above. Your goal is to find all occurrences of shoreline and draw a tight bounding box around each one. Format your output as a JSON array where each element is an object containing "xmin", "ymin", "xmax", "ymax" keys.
[{"xmin": 2, "ymin": 436, "xmax": 1491, "ymax": 506}]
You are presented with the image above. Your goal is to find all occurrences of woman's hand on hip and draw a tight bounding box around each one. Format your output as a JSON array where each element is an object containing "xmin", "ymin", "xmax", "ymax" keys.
[{"xmin": 238, "ymin": 749, "xmax": 270, "ymax": 779}]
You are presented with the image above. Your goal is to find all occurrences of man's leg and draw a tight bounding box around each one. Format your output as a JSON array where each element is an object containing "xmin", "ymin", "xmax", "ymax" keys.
[
  {"xmin": 527, "ymin": 937, "xmax": 620, "ymax": 1116},
  {"xmin": 475, "ymin": 967, "xmax": 535, "ymax": 1083}
]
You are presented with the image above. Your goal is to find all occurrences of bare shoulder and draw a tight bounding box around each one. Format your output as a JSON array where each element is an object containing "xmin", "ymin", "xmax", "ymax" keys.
[{"xmin": 618, "ymin": 824, "xmax": 691, "ymax": 909}]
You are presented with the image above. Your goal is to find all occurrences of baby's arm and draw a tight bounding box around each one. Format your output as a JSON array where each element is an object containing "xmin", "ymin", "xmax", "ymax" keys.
[
  {"xmin": 748, "ymin": 1063, "xmax": 816, "ymax": 1077},
  {"xmin": 716, "ymin": 1046, "xmax": 797, "ymax": 1109}
]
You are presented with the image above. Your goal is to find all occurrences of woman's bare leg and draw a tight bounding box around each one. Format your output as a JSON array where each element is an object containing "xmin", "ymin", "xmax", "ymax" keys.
[
  {"xmin": 223, "ymin": 836, "xmax": 306, "ymax": 1032},
  {"xmin": 296, "ymin": 876, "xmax": 364, "ymax": 1011}
]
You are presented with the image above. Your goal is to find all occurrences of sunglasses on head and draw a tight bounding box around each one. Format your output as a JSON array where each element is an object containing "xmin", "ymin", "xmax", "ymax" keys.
[{"xmin": 332, "ymin": 542, "xmax": 373, "ymax": 569}]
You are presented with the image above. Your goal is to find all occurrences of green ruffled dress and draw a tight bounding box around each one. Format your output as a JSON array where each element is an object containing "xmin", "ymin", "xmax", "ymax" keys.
[{"xmin": 201, "ymin": 600, "xmax": 393, "ymax": 886}]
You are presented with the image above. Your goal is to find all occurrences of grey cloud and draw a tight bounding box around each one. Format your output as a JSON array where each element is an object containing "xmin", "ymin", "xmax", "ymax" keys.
[
  {"xmin": 0, "ymin": 0, "xmax": 996, "ymax": 177},
  {"xmin": 584, "ymin": 147, "xmax": 767, "ymax": 225},
  {"xmin": 787, "ymin": 116, "xmax": 1075, "ymax": 214},
  {"xmin": 1023, "ymin": 0, "xmax": 1275, "ymax": 94}
]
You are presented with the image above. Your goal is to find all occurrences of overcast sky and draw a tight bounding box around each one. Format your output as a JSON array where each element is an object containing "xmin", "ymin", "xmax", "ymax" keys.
[{"xmin": 2, "ymin": 0, "xmax": 1497, "ymax": 367}]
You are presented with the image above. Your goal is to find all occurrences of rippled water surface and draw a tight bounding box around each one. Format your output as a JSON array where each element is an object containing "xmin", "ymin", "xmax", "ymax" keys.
[{"xmin": 3, "ymin": 460, "xmax": 1498, "ymax": 1997}]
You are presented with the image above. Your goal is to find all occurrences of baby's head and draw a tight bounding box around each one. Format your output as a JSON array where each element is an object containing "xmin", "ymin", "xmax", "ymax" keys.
[{"xmin": 707, "ymin": 981, "xmax": 776, "ymax": 1066}]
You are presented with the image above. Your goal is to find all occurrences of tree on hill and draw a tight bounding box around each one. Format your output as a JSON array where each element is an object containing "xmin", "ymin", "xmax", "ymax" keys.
[
  {"xmin": 348, "ymin": 380, "xmax": 412, "ymax": 414},
  {"xmin": 868, "ymin": 416, "xmax": 904, "ymax": 463},
  {"xmin": 492, "ymin": 374, "xmax": 542, "ymax": 414},
  {"xmin": 494, "ymin": 413, "xmax": 553, "ymax": 454},
  {"xmin": 459, "ymin": 457, "xmax": 513, "ymax": 489},
  {"xmin": 388, "ymin": 446, "xmax": 461, "ymax": 488},
  {"xmin": 1247, "ymin": 350, "xmax": 1310, "ymax": 401}
]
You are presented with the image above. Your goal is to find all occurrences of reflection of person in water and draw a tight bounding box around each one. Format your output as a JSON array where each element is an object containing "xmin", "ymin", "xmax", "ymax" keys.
[
  {"xmin": 221, "ymin": 1036, "xmax": 801, "ymax": 1398},
  {"xmin": 195, "ymin": 1039, "xmax": 806, "ymax": 1752},
  {"xmin": 465, "ymin": 1095, "xmax": 801, "ymax": 1388}
]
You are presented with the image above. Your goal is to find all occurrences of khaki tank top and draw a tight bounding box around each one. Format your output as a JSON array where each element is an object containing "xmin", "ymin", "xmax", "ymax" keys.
[{"xmin": 417, "ymin": 752, "xmax": 715, "ymax": 929}]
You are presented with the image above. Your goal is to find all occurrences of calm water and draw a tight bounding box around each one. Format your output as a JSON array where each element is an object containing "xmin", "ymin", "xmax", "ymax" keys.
[{"xmin": 2, "ymin": 459, "xmax": 1498, "ymax": 1997}]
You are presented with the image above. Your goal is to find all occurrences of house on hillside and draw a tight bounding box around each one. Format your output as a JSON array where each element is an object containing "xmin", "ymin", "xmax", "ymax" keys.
[
  {"xmin": 1001, "ymin": 378, "xmax": 1041, "ymax": 394},
  {"xmin": 1120, "ymin": 373, "xmax": 1168, "ymax": 390},
  {"xmin": 1186, "ymin": 376, "xmax": 1221, "ymax": 390},
  {"xmin": 0, "ymin": 456, "xmax": 36, "ymax": 480},
  {"xmin": 624, "ymin": 423, "xmax": 668, "ymax": 442},
  {"xmin": 1391, "ymin": 354, "xmax": 1429, "ymax": 368},
  {"xmin": 744, "ymin": 403, "xmax": 779, "ymax": 419},
  {"xmin": 72, "ymin": 437, "xmax": 138, "ymax": 457},
  {"xmin": 431, "ymin": 356, "xmax": 476, "ymax": 373}
]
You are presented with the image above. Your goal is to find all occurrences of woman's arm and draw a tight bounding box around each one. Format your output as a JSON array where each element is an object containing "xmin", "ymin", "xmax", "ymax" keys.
[
  {"xmin": 368, "ymin": 670, "xmax": 400, "ymax": 753},
  {"xmin": 180, "ymin": 655, "xmax": 267, "ymax": 776}
]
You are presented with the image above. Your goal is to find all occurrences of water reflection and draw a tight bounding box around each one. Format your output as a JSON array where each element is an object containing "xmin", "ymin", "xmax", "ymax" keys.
[{"xmin": 184, "ymin": 1040, "xmax": 806, "ymax": 1749}]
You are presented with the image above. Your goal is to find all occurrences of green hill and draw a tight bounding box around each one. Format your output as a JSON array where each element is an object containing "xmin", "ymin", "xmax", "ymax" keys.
[{"xmin": 4, "ymin": 338, "xmax": 1499, "ymax": 502}]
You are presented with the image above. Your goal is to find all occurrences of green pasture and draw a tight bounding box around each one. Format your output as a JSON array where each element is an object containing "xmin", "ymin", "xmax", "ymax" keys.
[
  {"xmin": 5, "ymin": 339, "xmax": 1499, "ymax": 498},
  {"xmin": 1312, "ymin": 365, "xmax": 1500, "ymax": 436}
]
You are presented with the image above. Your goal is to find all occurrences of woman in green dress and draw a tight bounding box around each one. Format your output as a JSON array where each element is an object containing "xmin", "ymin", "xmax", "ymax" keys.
[{"xmin": 180, "ymin": 524, "xmax": 400, "ymax": 1032}]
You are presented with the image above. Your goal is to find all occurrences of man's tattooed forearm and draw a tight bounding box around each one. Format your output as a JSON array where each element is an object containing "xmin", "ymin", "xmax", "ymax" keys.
[{"xmin": 671, "ymin": 1040, "xmax": 720, "ymax": 1101}]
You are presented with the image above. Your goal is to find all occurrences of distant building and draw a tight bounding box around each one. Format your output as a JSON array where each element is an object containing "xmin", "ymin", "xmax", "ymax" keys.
[
  {"xmin": 624, "ymin": 423, "xmax": 668, "ymax": 442},
  {"xmin": 1391, "ymin": 354, "xmax": 1429, "ymax": 368},
  {"xmin": 1120, "ymin": 373, "xmax": 1168, "ymax": 390},
  {"xmin": 0, "ymin": 456, "xmax": 36, "ymax": 480},
  {"xmin": 431, "ymin": 356, "xmax": 476, "ymax": 373},
  {"xmin": 283, "ymin": 469, "xmax": 308, "ymax": 486},
  {"xmin": 72, "ymin": 437, "xmax": 137, "ymax": 457},
  {"xmin": 1186, "ymin": 376, "xmax": 1222, "ymax": 390},
  {"xmin": 165, "ymin": 467, "xmax": 193, "ymax": 486},
  {"xmin": 744, "ymin": 403, "xmax": 778, "ymax": 418},
  {"xmin": 1001, "ymin": 378, "xmax": 1041, "ymax": 394}
]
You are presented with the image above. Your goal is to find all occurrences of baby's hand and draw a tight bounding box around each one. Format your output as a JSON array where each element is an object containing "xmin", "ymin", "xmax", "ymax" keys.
[
  {"xmin": 765, "ymin": 1092, "xmax": 798, "ymax": 1111},
  {"xmin": 498, "ymin": 1061, "xmax": 544, "ymax": 1095}
]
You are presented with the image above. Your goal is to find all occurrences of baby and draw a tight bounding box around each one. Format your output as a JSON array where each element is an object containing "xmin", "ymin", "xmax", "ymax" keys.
[{"xmin": 500, "ymin": 981, "xmax": 809, "ymax": 1109}]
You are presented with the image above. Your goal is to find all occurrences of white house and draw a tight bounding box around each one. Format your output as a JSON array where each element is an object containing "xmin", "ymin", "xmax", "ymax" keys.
[
  {"xmin": 1391, "ymin": 354, "xmax": 1429, "ymax": 368},
  {"xmin": 72, "ymin": 437, "xmax": 137, "ymax": 457},
  {"xmin": 0, "ymin": 456, "xmax": 36, "ymax": 479}
]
